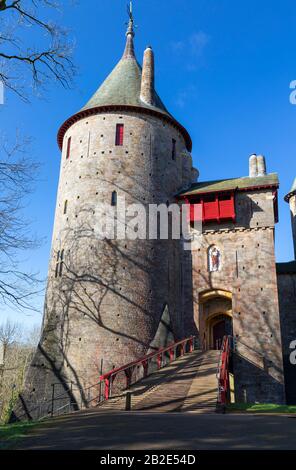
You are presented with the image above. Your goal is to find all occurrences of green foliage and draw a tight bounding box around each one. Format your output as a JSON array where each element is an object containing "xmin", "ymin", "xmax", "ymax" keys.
[
  {"xmin": 0, "ymin": 336, "xmax": 36, "ymax": 424},
  {"xmin": 0, "ymin": 421, "xmax": 38, "ymax": 449},
  {"xmin": 227, "ymin": 403, "xmax": 296, "ymax": 413},
  {"xmin": 1, "ymin": 390, "xmax": 18, "ymax": 425}
]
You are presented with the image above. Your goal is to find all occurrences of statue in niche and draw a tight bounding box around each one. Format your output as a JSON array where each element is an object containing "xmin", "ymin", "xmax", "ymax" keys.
[{"xmin": 209, "ymin": 246, "xmax": 221, "ymax": 272}]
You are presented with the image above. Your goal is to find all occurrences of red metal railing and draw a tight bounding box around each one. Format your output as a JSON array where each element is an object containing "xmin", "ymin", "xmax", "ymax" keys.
[
  {"xmin": 100, "ymin": 336, "xmax": 196, "ymax": 401},
  {"xmin": 217, "ymin": 335, "xmax": 231, "ymax": 406}
]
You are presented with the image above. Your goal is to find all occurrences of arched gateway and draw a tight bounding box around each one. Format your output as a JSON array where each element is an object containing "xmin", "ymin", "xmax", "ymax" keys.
[{"xmin": 199, "ymin": 290, "xmax": 233, "ymax": 350}]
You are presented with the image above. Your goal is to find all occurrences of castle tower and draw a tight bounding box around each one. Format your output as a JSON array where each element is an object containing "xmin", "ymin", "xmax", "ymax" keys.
[
  {"xmin": 285, "ymin": 178, "xmax": 296, "ymax": 260},
  {"xmin": 13, "ymin": 6, "xmax": 196, "ymax": 419}
]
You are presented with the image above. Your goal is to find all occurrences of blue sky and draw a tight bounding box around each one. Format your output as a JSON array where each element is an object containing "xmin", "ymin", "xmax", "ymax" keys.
[{"xmin": 1, "ymin": 0, "xmax": 296, "ymax": 329}]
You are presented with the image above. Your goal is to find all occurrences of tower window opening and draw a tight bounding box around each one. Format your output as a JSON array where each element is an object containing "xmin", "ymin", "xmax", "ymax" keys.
[
  {"xmin": 66, "ymin": 137, "xmax": 71, "ymax": 160},
  {"xmin": 172, "ymin": 139, "xmax": 176, "ymax": 160},
  {"xmin": 55, "ymin": 249, "xmax": 64, "ymax": 278},
  {"xmin": 115, "ymin": 124, "xmax": 124, "ymax": 146},
  {"xmin": 64, "ymin": 200, "xmax": 68, "ymax": 214},
  {"xmin": 55, "ymin": 264, "xmax": 59, "ymax": 278},
  {"xmin": 111, "ymin": 191, "xmax": 117, "ymax": 206}
]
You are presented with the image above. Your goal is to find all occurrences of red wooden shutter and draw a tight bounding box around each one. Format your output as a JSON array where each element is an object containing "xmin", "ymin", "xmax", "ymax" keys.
[
  {"xmin": 115, "ymin": 124, "xmax": 124, "ymax": 146},
  {"xmin": 66, "ymin": 137, "xmax": 71, "ymax": 159}
]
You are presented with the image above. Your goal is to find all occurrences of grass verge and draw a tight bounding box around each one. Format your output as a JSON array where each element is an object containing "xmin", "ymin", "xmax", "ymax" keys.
[
  {"xmin": 0, "ymin": 421, "xmax": 39, "ymax": 449},
  {"xmin": 226, "ymin": 403, "xmax": 296, "ymax": 414}
]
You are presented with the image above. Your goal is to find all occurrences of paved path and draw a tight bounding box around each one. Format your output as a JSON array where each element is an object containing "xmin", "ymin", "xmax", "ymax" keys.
[{"xmin": 16, "ymin": 410, "xmax": 296, "ymax": 450}]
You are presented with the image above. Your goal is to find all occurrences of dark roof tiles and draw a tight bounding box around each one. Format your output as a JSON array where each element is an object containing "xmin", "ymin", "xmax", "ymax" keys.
[
  {"xmin": 178, "ymin": 173, "xmax": 279, "ymax": 197},
  {"xmin": 80, "ymin": 56, "xmax": 171, "ymax": 118}
]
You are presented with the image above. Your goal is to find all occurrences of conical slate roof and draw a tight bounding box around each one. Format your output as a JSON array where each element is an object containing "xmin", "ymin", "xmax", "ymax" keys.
[
  {"xmin": 57, "ymin": 13, "xmax": 192, "ymax": 151},
  {"xmin": 285, "ymin": 177, "xmax": 296, "ymax": 202},
  {"xmin": 80, "ymin": 57, "xmax": 170, "ymax": 118}
]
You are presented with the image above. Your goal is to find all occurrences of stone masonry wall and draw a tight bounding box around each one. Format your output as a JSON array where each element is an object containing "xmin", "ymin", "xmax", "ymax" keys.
[
  {"xmin": 187, "ymin": 188, "xmax": 285, "ymax": 403},
  {"xmin": 277, "ymin": 272, "xmax": 296, "ymax": 404},
  {"xmin": 13, "ymin": 110, "xmax": 194, "ymax": 419}
]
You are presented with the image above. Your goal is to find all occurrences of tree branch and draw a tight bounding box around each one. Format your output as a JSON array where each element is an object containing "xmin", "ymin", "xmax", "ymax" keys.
[
  {"xmin": 0, "ymin": 0, "xmax": 76, "ymax": 100},
  {"xmin": 0, "ymin": 135, "xmax": 44, "ymax": 311}
]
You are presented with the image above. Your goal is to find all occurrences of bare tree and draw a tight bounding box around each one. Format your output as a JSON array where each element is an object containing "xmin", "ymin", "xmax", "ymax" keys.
[
  {"xmin": 0, "ymin": 320, "xmax": 37, "ymax": 423},
  {"xmin": 0, "ymin": 320, "xmax": 21, "ymax": 407},
  {"xmin": 0, "ymin": 2, "xmax": 76, "ymax": 307},
  {"xmin": 0, "ymin": 319, "xmax": 21, "ymax": 366},
  {"xmin": 0, "ymin": 134, "xmax": 43, "ymax": 311},
  {"xmin": 0, "ymin": 0, "xmax": 76, "ymax": 101}
]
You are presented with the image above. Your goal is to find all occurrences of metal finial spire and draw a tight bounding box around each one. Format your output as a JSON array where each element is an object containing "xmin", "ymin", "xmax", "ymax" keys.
[
  {"xmin": 123, "ymin": 0, "xmax": 136, "ymax": 58},
  {"xmin": 129, "ymin": 0, "xmax": 133, "ymax": 18},
  {"xmin": 126, "ymin": 1, "xmax": 135, "ymax": 37}
]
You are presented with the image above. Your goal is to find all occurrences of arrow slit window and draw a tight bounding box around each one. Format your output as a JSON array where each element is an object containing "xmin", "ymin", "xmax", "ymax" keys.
[
  {"xmin": 111, "ymin": 191, "xmax": 117, "ymax": 206},
  {"xmin": 172, "ymin": 139, "xmax": 176, "ymax": 160},
  {"xmin": 115, "ymin": 124, "xmax": 124, "ymax": 146},
  {"xmin": 66, "ymin": 137, "xmax": 71, "ymax": 159}
]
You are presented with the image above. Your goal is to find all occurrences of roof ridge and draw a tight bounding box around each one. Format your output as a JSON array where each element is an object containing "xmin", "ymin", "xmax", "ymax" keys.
[
  {"xmin": 190, "ymin": 172, "xmax": 278, "ymax": 187},
  {"xmin": 178, "ymin": 173, "xmax": 279, "ymax": 197}
]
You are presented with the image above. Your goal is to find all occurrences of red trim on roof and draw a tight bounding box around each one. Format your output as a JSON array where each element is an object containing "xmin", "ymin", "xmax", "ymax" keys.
[
  {"xmin": 239, "ymin": 183, "xmax": 279, "ymax": 192},
  {"xmin": 57, "ymin": 105, "xmax": 192, "ymax": 152},
  {"xmin": 285, "ymin": 191, "xmax": 296, "ymax": 203}
]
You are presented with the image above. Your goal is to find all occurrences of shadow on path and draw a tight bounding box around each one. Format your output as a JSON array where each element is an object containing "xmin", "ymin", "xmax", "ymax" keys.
[{"xmin": 15, "ymin": 410, "xmax": 296, "ymax": 450}]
